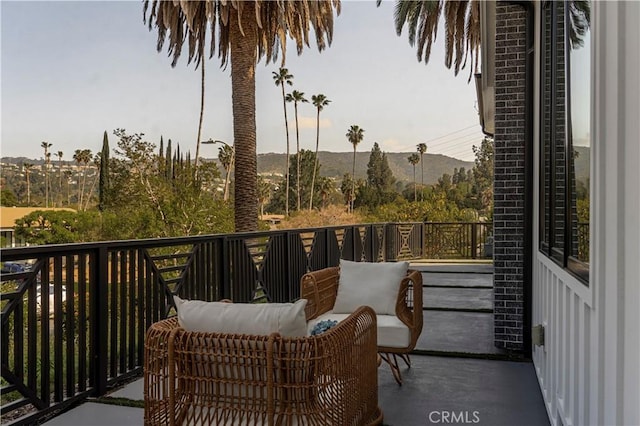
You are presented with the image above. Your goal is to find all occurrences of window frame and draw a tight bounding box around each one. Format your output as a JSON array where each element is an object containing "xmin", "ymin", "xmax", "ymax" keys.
[{"xmin": 538, "ymin": 0, "xmax": 590, "ymax": 284}]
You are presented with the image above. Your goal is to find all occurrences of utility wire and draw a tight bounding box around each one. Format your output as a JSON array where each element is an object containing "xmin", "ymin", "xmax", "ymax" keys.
[
  {"xmin": 387, "ymin": 124, "xmax": 482, "ymax": 152},
  {"xmin": 421, "ymin": 123, "xmax": 480, "ymax": 143}
]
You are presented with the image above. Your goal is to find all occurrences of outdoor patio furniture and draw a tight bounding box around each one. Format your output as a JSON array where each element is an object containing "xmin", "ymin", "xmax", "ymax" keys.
[
  {"xmin": 144, "ymin": 304, "xmax": 382, "ymax": 425},
  {"xmin": 302, "ymin": 260, "xmax": 423, "ymax": 385}
]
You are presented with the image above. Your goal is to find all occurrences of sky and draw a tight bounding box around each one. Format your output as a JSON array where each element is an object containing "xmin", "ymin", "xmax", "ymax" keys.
[{"xmin": 1, "ymin": 0, "xmax": 485, "ymax": 162}]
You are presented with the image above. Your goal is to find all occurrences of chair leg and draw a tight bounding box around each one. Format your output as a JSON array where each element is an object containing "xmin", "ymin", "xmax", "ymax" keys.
[
  {"xmin": 398, "ymin": 353, "xmax": 411, "ymax": 368},
  {"xmin": 379, "ymin": 352, "xmax": 406, "ymax": 385}
]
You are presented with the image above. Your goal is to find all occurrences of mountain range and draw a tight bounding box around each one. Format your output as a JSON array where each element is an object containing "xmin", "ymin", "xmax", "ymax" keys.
[
  {"xmin": 1, "ymin": 146, "xmax": 592, "ymax": 186},
  {"xmin": 253, "ymin": 151, "xmax": 474, "ymax": 184},
  {"xmin": 2, "ymin": 152, "xmax": 475, "ymax": 185}
]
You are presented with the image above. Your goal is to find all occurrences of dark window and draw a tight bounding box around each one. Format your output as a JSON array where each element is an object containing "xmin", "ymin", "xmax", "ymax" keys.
[{"xmin": 539, "ymin": 0, "xmax": 590, "ymax": 283}]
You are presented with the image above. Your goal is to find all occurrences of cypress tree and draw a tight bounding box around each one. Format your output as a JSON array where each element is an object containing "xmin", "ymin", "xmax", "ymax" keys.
[
  {"xmin": 185, "ymin": 152, "xmax": 191, "ymax": 178},
  {"xmin": 98, "ymin": 131, "xmax": 110, "ymax": 211},
  {"xmin": 172, "ymin": 151, "xmax": 178, "ymax": 181},
  {"xmin": 366, "ymin": 142, "xmax": 395, "ymax": 191},
  {"xmin": 165, "ymin": 139, "xmax": 172, "ymax": 181}
]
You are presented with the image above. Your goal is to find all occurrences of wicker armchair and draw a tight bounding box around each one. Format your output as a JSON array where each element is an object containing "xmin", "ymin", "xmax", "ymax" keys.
[
  {"xmin": 144, "ymin": 306, "xmax": 382, "ymax": 426},
  {"xmin": 301, "ymin": 266, "xmax": 423, "ymax": 385}
]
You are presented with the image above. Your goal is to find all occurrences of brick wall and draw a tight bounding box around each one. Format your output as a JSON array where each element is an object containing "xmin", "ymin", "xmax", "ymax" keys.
[{"xmin": 493, "ymin": 4, "xmax": 527, "ymax": 351}]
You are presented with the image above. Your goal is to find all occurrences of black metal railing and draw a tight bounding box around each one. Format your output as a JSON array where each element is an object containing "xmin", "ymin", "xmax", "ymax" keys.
[
  {"xmin": 0, "ymin": 222, "xmax": 491, "ymax": 424},
  {"xmin": 423, "ymin": 222, "xmax": 493, "ymax": 259}
]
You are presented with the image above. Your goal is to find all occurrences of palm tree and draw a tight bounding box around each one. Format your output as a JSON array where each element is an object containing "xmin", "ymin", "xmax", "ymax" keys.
[
  {"xmin": 144, "ymin": 1, "xmax": 341, "ymax": 232},
  {"xmin": 317, "ymin": 177, "xmax": 333, "ymax": 209},
  {"xmin": 309, "ymin": 94, "xmax": 331, "ymax": 210},
  {"xmin": 390, "ymin": 0, "xmax": 590, "ymax": 81},
  {"xmin": 408, "ymin": 153, "xmax": 420, "ymax": 201},
  {"xmin": 56, "ymin": 151, "xmax": 63, "ymax": 206},
  {"xmin": 218, "ymin": 144, "xmax": 234, "ymax": 201},
  {"xmin": 41, "ymin": 141, "xmax": 52, "ymax": 207},
  {"xmin": 73, "ymin": 149, "xmax": 83, "ymax": 208},
  {"xmin": 272, "ymin": 68, "xmax": 294, "ymax": 216},
  {"xmin": 63, "ymin": 170, "xmax": 73, "ymax": 205},
  {"xmin": 194, "ymin": 42, "xmax": 205, "ymax": 174},
  {"xmin": 80, "ymin": 149, "xmax": 93, "ymax": 210},
  {"xmin": 388, "ymin": 0, "xmax": 481, "ymax": 80},
  {"xmin": 45, "ymin": 152, "xmax": 52, "ymax": 205},
  {"xmin": 346, "ymin": 125, "xmax": 364, "ymax": 213},
  {"xmin": 23, "ymin": 163, "xmax": 33, "ymax": 205},
  {"xmin": 285, "ymin": 90, "xmax": 308, "ymax": 211},
  {"xmin": 417, "ymin": 143, "xmax": 427, "ymax": 201},
  {"xmin": 74, "ymin": 149, "xmax": 92, "ymax": 209},
  {"xmin": 83, "ymin": 153, "xmax": 100, "ymax": 211}
]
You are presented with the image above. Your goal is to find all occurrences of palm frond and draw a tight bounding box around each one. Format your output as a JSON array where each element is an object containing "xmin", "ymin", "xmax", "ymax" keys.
[
  {"xmin": 143, "ymin": 0, "xmax": 341, "ymax": 69},
  {"xmin": 568, "ymin": 0, "xmax": 590, "ymax": 49},
  {"xmin": 464, "ymin": 0, "xmax": 481, "ymax": 81},
  {"xmin": 391, "ymin": 0, "xmax": 479, "ymax": 77},
  {"xmin": 416, "ymin": 1, "xmax": 441, "ymax": 65},
  {"xmin": 452, "ymin": 0, "xmax": 468, "ymax": 75}
]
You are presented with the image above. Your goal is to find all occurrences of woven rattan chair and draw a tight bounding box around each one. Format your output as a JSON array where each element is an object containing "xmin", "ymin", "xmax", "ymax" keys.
[
  {"xmin": 301, "ymin": 266, "xmax": 423, "ymax": 385},
  {"xmin": 144, "ymin": 306, "xmax": 383, "ymax": 425}
]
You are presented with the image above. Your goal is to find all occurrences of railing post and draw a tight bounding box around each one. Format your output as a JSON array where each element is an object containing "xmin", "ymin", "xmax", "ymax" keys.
[
  {"xmin": 285, "ymin": 231, "xmax": 293, "ymax": 301},
  {"xmin": 368, "ymin": 224, "xmax": 375, "ymax": 263},
  {"xmin": 419, "ymin": 222, "xmax": 425, "ymax": 259},
  {"xmin": 325, "ymin": 228, "xmax": 331, "ymax": 268},
  {"xmin": 350, "ymin": 226, "xmax": 357, "ymax": 261},
  {"xmin": 471, "ymin": 223, "xmax": 477, "ymax": 259},
  {"xmin": 220, "ymin": 237, "xmax": 231, "ymax": 300},
  {"xmin": 385, "ymin": 223, "xmax": 397, "ymax": 262},
  {"xmin": 91, "ymin": 247, "xmax": 108, "ymax": 397}
]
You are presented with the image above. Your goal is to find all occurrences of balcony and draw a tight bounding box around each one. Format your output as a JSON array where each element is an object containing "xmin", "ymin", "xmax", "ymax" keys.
[{"xmin": 1, "ymin": 223, "xmax": 549, "ymax": 425}]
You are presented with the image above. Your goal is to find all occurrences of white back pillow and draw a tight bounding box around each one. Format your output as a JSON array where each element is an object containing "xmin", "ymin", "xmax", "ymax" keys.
[
  {"xmin": 173, "ymin": 296, "xmax": 308, "ymax": 337},
  {"xmin": 333, "ymin": 260, "xmax": 409, "ymax": 315}
]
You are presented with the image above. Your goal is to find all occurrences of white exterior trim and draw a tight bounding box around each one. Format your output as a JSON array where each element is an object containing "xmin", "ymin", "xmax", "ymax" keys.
[{"xmin": 531, "ymin": 1, "xmax": 640, "ymax": 425}]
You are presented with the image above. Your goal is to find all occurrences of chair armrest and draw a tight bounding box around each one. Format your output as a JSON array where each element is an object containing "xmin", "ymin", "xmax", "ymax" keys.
[
  {"xmin": 144, "ymin": 317, "xmax": 182, "ymax": 426},
  {"xmin": 300, "ymin": 267, "xmax": 340, "ymax": 320},
  {"xmin": 274, "ymin": 306, "xmax": 379, "ymax": 424},
  {"xmin": 395, "ymin": 269, "xmax": 423, "ymax": 351},
  {"xmin": 311, "ymin": 306, "xmax": 378, "ymax": 402}
]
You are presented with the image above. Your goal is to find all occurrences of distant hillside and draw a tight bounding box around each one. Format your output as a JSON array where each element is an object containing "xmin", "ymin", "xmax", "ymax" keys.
[
  {"xmin": 257, "ymin": 151, "xmax": 474, "ymax": 184},
  {"xmin": 2, "ymin": 151, "xmax": 474, "ymax": 186}
]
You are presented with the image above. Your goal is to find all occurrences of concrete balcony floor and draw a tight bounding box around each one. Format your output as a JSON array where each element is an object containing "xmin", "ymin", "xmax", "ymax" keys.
[{"xmin": 42, "ymin": 264, "xmax": 550, "ymax": 426}]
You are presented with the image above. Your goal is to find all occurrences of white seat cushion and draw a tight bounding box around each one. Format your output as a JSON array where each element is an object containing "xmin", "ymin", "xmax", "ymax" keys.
[
  {"xmin": 174, "ymin": 296, "xmax": 308, "ymax": 337},
  {"xmin": 333, "ymin": 260, "xmax": 408, "ymax": 315},
  {"xmin": 308, "ymin": 311, "xmax": 410, "ymax": 349}
]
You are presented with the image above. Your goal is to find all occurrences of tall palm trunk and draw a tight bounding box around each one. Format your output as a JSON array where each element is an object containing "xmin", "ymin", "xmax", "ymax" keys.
[
  {"xmin": 44, "ymin": 165, "xmax": 49, "ymax": 208},
  {"xmin": 58, "ymin": 157, "xmax": 63, "ymax": 206},
  {"xmin": 281, "ymin": 84, "xmax": 291, "ymax": 216},
  {"xmin": 194, "ymin": 45, "xmax": 205, "ymax": 174},
  {"xmin": 413, "ymin": 165, "xmax": 417, "ymax": 201},
  {"xmin": 77, "ymin": 167, "xmax": 82, "ymax": 209},
  {"xmin": 420, "ymin": 154, "xmax": 424, "ymax": 201},
  {"xmin": 309, "ymin": 107, "xmax": 321, "ymax": 210},
  {"xmin": 25, "ymin": 170, "xmax": 31, "ymax": 205},
  {"xmin": 351, "ymin": 147, "xmax": 356, "ymax": 213},
  {"xmin": 230, "ymin": 8, "xmax": 258, "ymax": 232},
  {"xmin": 81, "ymin": 162, "xmax": 89, "ymax": 210},
  {"xmin": 294, "ymin": 102, "xmax": 301, "ymax": 211},
  {"xmin": 65, "ymin": 172, "xmax": 72, "ymax": 206}
]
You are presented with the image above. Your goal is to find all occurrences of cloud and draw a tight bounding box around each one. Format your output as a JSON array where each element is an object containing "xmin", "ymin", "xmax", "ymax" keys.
[{"xmin": 290, "ymin": 116, "xmax": 332, "ymax": 130}]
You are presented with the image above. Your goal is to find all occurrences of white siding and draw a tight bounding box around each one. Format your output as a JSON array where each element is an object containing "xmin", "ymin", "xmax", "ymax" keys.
[{"xmin": 532, "ymin": 2, "xmax": 640, "ymax": 426}]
